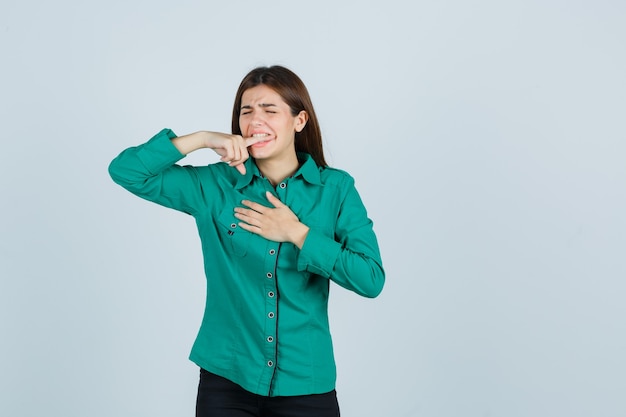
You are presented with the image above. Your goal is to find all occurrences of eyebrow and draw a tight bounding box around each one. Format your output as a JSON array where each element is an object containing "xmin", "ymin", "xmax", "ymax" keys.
[{"xmin": 240, "ymin": 103, "xmax": 278, "ymax": 111}]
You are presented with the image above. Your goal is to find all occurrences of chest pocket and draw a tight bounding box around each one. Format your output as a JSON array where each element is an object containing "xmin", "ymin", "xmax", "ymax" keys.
[{"xmin": 217, "ymin": 207, "xmax": 251, "ymax": 257}]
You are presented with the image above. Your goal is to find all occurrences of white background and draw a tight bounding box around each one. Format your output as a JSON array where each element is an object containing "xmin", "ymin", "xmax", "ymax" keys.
[{"xmin": 1, "ymin": 1, "xmax": 625, "ymax": 416}]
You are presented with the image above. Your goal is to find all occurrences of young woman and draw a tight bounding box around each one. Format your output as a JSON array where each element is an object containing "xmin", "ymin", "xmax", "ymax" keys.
[{"xmin": 109, "ymin": 65, "xmax": 385, "ymax": 417}]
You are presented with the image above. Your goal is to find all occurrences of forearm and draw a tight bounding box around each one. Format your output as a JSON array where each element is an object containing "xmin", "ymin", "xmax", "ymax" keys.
[
  {"xmin": 295, "ymin": 180, "xmax": 385, "ymax": 298},
  {"xmin": 171, "ymin": 131, "xmax": 210, "ymax": 155},
  {"xmin": 109, "ymin": 129, "xmax": 182, "ymax": 188},
  {"xmin": 297, "ymin": 228, "xmax": 385, "ymax": 298},
  {"xmin": 108, "ymin": 129, "xmax": 205, "ymax": 213},
  {"xmin": 332, "ymin": 245, "xmax": 385, "ymax": 298}
]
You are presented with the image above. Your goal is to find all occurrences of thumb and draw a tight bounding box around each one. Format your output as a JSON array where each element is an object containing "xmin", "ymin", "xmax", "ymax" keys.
[{"xmin": 235, "ymin": 162, "xmax": 247, "ymax": 175}]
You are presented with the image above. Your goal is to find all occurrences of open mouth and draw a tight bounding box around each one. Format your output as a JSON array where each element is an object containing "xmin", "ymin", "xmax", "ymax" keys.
[{"xmin": 251, "ymin": 133, "xmax": 273, "ymax": 147}]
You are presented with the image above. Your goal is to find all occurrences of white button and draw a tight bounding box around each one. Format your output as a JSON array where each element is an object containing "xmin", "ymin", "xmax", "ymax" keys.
[
  {"xmin": 268, "ymin": 291, "xmax": 275, "ymax": 298},
  {"xmin": 267, "ymin": 336, "xmax": 274, "ymax": 343},
  {"xmin": 279, "ymin": 183, "xmax": 286, "ymax": 189},
  {"xmin": 269, "ymin": 249, "xmax": 276, "ymax": 255},
  {"xmin": 230, "ymin": 223, "xmax": 237, "ymax": 228},
  {"xmin": 267, "ymin": 360, "xmax": 274, "ymax": 367},
  {"xmin": 268, "ymin": 312, "xmax": 275, "ymax": 319},
  {"xmin": 266, "ymin": 272, "xmax": 273, "ymax": 279}
]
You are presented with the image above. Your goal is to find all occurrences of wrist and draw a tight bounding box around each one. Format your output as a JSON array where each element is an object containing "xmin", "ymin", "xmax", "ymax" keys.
[
  {"xmin": 291, "ymin": 223, "xmax": 310, "ymax": 249},
  {"xmin": 172, "ymin": 131, "xmax": 209, "ymax": 155}
]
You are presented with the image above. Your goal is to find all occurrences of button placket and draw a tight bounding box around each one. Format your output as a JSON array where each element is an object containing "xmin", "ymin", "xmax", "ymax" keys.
[{"xmin": 263, "ymin": 242, "xmax": 280, "ymax": 376}]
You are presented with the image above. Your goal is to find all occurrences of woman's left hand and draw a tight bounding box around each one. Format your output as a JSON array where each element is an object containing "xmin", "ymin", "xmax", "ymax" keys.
[{"xmin": 234, "ymin": 192, "xmax": 309, "ymax": 248}]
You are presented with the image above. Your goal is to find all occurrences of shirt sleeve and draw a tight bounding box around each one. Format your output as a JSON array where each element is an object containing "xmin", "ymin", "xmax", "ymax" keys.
[
  {"xmin": 297, "ymin": 177, "xmax": 385, "ymax": 298},
  {"xmin": 108, "ymin": 129, "xmax": 207, "ymax": 215}
]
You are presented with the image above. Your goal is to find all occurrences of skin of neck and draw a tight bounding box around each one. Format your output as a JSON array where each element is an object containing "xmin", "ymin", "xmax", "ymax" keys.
[{"xmin": 256, "ymin": 151, "xmax": 300, "ymax": 186}]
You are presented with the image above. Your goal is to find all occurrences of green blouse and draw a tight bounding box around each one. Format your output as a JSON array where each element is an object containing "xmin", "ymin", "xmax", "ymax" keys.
[{"xmin": 108, "ymin": 129, "xmax": 385, "ymax": 396}]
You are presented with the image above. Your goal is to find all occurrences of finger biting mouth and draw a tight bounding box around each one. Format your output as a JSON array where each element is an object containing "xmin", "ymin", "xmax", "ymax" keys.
[{"xmin": 251, "ymin": 133, "xmax": 274, "ymax": 145}]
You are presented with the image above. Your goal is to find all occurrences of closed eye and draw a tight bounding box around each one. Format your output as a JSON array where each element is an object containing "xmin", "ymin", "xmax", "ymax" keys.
[{"xmin": 240, "ymin": 103, "xmax": 278, "ymax": 115}]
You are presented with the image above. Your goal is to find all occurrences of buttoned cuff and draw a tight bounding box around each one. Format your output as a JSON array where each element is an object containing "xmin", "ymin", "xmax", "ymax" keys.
[
  {"xmin": 297, "ymin": 228, "xmax": 342, "ymax": 278},
  {"xmin": 136, "ymin": 128, "xmax": 185, "ymax": 173}
]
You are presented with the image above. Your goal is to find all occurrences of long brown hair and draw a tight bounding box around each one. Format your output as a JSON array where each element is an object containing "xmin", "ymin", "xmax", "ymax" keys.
[{"xmin": 231, "ymin": 66, "xmax": 327, "ymax": 167}]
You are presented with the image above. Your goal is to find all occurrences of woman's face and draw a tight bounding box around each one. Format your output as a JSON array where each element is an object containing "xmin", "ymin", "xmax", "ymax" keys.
[{"xmin": 239, "ymin": 84, "xmax": 307, "ymax": 163}]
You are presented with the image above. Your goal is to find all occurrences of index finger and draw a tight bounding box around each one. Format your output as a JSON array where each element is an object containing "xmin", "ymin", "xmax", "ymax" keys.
[{"xmin": 244, "ymin": 135, "xmax": 266, "ymax": 147}]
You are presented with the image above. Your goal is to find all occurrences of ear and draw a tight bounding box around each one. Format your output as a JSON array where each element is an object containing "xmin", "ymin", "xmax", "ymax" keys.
[{"xmin": 294, "ymin": 110, "xmax": 308, "ymax": 133}]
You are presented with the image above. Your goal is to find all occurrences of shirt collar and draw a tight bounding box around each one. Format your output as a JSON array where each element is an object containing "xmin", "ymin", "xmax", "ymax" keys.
[
  {"xmin": 234, "ymin": 153, "xmax": 323, "ymax": 190},
  {"xmin": 294, "ymin": 152, "xmax": 323, "ymax": 186}
]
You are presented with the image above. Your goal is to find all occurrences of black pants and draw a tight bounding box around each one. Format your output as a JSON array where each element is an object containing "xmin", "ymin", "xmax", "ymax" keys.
[{"xmin": 196, "ymin": 369, "xmax": 340, "ymax": 417}]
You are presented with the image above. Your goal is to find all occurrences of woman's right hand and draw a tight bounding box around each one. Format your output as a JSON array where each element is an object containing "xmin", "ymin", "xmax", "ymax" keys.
[
  {"xmin": 204, "ymin": 132, "xmax": 261, "ymax": 175},
  {"xmin": 172, "ymin": 131, "xmax": 262, "ymax": 175}
]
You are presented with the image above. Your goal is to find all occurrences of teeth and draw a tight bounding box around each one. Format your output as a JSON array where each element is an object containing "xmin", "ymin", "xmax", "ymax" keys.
[{"xmin": 252, "ymin": 133, "xmax": 269, "ymax": 138}]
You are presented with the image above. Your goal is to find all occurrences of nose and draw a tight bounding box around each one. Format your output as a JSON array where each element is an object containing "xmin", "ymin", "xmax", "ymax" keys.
[{"xmin": 251, "ymin": 110, "xmax": 265, "ymax": 126}]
